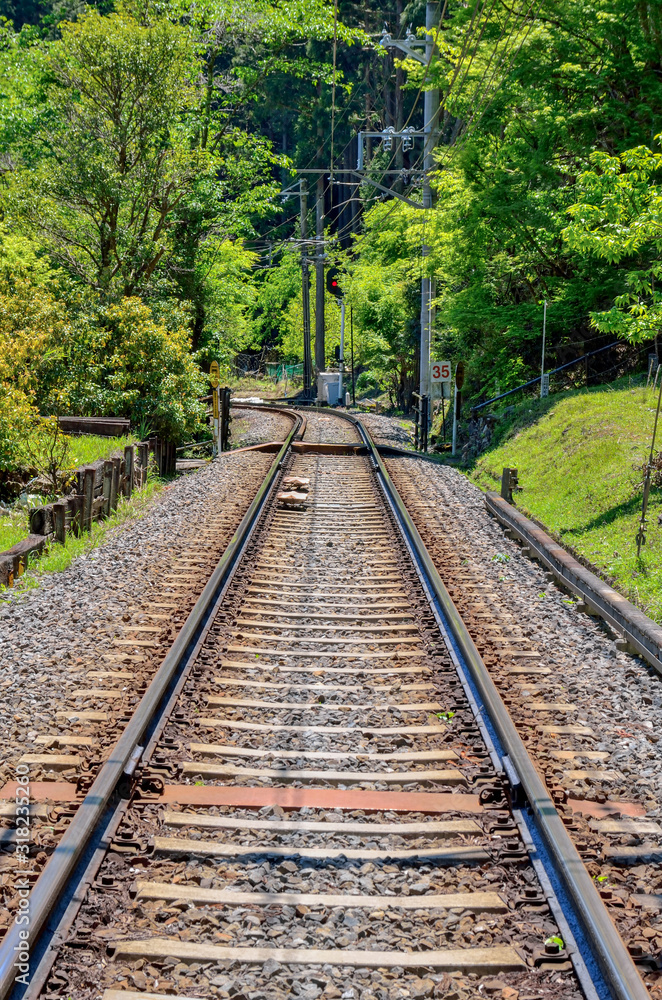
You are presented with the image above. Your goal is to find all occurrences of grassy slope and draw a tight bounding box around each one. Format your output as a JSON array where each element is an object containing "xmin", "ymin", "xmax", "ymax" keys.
[{"xmin": 470, "ymin": 380, "xmax": 662, "ymax": 621}]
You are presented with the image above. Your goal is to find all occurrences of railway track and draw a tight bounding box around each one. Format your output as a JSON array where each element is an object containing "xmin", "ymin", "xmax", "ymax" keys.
[
  {"xmin": 0, "ymin": 448, "xmax": 282, "ymax": 892},
  {"xmin": 384, "ymin": 455, "xmax": 662, "ymax": 999},
  {"xmin": 0, "ymin": 407, "xmax": 650, "ymax": 1000}
]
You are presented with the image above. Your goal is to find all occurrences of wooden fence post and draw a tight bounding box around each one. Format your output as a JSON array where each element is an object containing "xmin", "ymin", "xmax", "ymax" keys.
[
  {"xmin": 110, "ymin": 457, "xmax": 121, "ymax": 512},
  {"xmin": 124, "ymin": 445, "xmax": 134, "ymax": 499},
  {"xmin": 103, "ymin": 461, "xmax": 113, "ymax": 515},
  {"xmin": 53, "ymin": 502, "xmax": 66, "ymax": 544},
  {"xmin": 142, "ymin": 443, "xmax": 149, "ymax": 482},
  {"xmin": 83, "ymin": 466, "xmax": 95, "ymax": 531},
  {"xmin": 68, "ymin": 495, "xmax": 83, "ymax": 536}
]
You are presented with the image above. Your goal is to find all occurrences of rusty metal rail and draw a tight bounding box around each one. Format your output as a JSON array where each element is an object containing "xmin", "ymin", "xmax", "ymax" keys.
[
  {"xmin": 325, "ymin": 407, "xmax": 650, "ymax": 1000},
  {"xmin": 0, "ymin": 410, "xmax": 303, "ymax": 1000}
]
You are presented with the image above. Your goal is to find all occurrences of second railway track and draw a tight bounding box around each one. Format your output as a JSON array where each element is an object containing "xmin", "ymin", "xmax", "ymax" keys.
[{"xmin": 0, "ymin": 407, "xmax": 650, "ymax": 1000}]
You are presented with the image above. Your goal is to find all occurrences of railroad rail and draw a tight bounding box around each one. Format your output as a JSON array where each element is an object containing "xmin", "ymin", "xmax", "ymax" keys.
[{"xmin": 0, "ymin": 405, "xmax": 651, "ymax": 1000}]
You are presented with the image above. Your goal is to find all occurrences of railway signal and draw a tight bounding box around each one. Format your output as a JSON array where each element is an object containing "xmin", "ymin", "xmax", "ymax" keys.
[{"xmin": 327, "ymin": 267, "xmax": 342, "ymax": 298}]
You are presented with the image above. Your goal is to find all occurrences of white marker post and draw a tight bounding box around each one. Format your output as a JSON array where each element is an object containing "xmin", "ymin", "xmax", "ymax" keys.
[
  {"xmin": 431, "ymin": 361, "xmax": 451, "ymax": 451},
  {"xmin": 540, "ymin": 300, "xmax": 547, "ymax": 398}
]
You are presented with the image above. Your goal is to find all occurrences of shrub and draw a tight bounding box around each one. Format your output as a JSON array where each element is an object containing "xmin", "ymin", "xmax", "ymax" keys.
[{"xmin": 95, "ymin": 298, "xmax": 205, "ymax": 442}]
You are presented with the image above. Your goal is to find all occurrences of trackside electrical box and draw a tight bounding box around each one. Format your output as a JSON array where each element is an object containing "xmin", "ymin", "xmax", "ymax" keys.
[{"xmin": 317, "ymin": 372, "xmax": 341, "ymax": 405}]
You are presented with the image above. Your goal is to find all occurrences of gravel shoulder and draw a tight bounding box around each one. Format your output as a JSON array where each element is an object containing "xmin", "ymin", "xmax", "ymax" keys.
[
  {"xmin": 356, "ymin": 413, "xmax": 662, "ymax": 815},
  {"xmin": 0, "ymin": 430, "xmax": 280, "ymax": 793},
  {"xmin": 368, "ymin": 416, "xmax": 662, "ymax": 989},
  {"xmin": 357, "ymin": 413, "xmax": 416, "ymax": 450}
]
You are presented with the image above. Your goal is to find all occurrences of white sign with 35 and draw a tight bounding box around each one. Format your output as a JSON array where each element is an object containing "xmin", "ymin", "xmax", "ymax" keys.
[{"xmin": 430, "ymin": 361, "xmax": 451, "ymax": 383}]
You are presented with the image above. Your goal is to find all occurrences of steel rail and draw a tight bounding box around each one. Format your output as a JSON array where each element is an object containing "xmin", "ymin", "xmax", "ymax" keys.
[
  {"xmin": 0, "ymin": 410, "xmax": 302, "ymax": 1000},
  {"xmin": 327, "ymin": 408, "xmax": 649, "ymax": 1000}
]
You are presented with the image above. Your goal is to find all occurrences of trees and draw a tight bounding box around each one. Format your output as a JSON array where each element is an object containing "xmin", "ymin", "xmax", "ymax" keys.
[
  {"xmin": 563, "ymin": 143, "xmax": 662, "ymax": 342},
  {"xmin": 13, "ymin": 9, "xmax": 202, "ymax": 297},
  {"xmin": 2, "ymin": 0, "xmax": 661, "ymax": 417}
]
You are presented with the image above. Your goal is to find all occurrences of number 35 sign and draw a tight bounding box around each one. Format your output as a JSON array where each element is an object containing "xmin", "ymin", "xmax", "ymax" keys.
[{"xmin": 431, "ymin": 361, "xmax": 451, "ymax": 383}]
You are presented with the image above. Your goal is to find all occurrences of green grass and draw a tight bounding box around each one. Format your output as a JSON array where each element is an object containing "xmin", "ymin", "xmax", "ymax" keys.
[
  {"xmin": 227, "ymin": 374, "xmax": 295, "ymax": 399},
  {"xmin": 64, "ymin": 433, "xmax": 135, "ymax": 468},
  {"xmin": 0, "ymin": 433, "xmax": 138, "ymax": 554},
  {"xmin": 1, "ymin": 478, "xmax": 164, "ymax": 597},
  {"xmin": 469, "ymin": 379, "xmax": 662, "ymax": 621},
  {"xmin": 0, "ymin": 510, "xmax": 30, "ymax": 551}
]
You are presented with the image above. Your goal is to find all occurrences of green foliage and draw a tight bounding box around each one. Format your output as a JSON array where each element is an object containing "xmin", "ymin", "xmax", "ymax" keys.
[
  {"xmin": 4, "ymin": 0, "xmax": 662, "ymax": 432},
  {"xmin": 21, "ymin": 415, "xmax": 72, "ymax": 494},
  {"xmin": 0, "ymin": 509, "xmax": 29, "ymax": 551},
  {"xmin": 0, "ymin": 272, "xmax": 204, "ymax": 469},
  {"xmin": 193, "ymin": 237, "xmax": 259, "ymax": 371},
  {"xmin": 563, "ymin": 143, "xmax": 662, "ymax": 341},
  {"xmin": 343, "ymin": 240, "xmax": 418, "ymax": 409},
  {"xmin": 10, "ymin": 9, "xmax": 202, "ymax": 296},
  {"xmin": 1, "ymin": 475, "xmax": 164, "ymax": 596},
  {"xmin": 87, "ymin": 297, "xmax": 206, "ymax": 440}
]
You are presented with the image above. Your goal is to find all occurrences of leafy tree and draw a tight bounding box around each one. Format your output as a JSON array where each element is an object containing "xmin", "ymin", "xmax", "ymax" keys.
[
  {"xmin": 11, "ymin": 8, "xmax": 203, "ymax": 296},
  {"xmin": 563, "ymin": 142, "xmax": 662, "ymax": 342},
  {"xmin": 0, "ymin": 276, "xmax": 64, "ymax": 470}
]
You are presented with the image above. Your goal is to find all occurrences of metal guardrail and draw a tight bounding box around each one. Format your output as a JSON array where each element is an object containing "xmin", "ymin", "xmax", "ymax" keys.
[
  {"xmin": 471, "ymin": 341, "xmax": 621, "ymax": 414},
  {"xmin": 485, "ymin": 491, "xmax": 662, "ymax": 675}
]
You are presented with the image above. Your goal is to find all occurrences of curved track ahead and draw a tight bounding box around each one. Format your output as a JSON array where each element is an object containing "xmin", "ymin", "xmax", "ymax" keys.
[{"xmin": 0, "ymin": 406, "xmax": 649, "ymax": 1000}]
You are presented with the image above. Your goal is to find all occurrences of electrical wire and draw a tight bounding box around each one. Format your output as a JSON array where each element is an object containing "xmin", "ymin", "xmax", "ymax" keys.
[
  {"xmin": 257, "ymin": 2, "xmax": 538, "ymax": 266},
  {"xmin": 458, "ymin": 0, "xmax": 540, "ymax": 137},
  {"xmin": 436, "ymin": 0, "xmax": 542, "ymax": 167},
  {"xmin": 330, "ymin": 0, "xmax": 339, "ymax": 182}
]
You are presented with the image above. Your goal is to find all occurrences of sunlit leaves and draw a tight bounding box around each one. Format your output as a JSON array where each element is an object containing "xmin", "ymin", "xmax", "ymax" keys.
[{"xmin": 563, "ymin": 141, "xmax": 662, "ymax": 341}]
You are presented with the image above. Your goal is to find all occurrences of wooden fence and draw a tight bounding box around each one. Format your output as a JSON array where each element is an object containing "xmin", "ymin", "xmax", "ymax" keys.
[{"xmin": 0, "ymin": 439, "xmax": 165, "ymax": 588}]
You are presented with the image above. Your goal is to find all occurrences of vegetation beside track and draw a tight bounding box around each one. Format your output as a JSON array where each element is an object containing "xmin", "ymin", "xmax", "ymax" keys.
[
  {"xmin": 470, "ymin": 379, "xmax": 662, "ymax": 622},
  {"xmin": 0, "ymin": 432, "xmax": 137, "ymax": 547},
  {"xmin": 0, "ymin": 477, "xmax": 164, "ymax": 597}
]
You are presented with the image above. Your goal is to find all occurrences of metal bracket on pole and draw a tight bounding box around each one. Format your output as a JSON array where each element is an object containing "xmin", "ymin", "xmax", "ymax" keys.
[
  {"xmin": 357, "ymin": 130, "xmax": 425, "ymax": 170},
  {"xmin": 380, "ymin": 26, "xmax": 428, "ymax": 64}
]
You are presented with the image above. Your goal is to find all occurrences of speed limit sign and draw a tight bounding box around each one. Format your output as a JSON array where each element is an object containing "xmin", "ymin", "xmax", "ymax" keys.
[{"xmin": 431, "ymin": 361, "xmax": 451, "ymax": 383}]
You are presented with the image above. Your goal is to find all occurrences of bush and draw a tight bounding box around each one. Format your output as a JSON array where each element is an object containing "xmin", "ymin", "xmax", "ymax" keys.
[
  {"xmin": 356, "ymin": 371, "xmax": 380, "ymax": 394},
  {"xmin": 0, "ymin": 275, "xmax": 206, "ymax": 474},
  {"xmin": 0, "ymin": 277, "xmax": 63, "ymax": 472},
  {"xmin": 95, "ymin": 298, "xmax": 205, "ymax": 442}
]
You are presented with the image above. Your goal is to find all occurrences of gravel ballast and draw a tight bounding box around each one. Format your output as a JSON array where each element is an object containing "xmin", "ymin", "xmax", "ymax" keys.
[{"xmin": 0, "ymin": 446, "xmax": 279, "ymax": 790}]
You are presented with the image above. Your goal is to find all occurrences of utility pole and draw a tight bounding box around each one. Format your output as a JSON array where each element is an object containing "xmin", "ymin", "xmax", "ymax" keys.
[
  {"xmin": 337, "ymin": 299, "xmax": 345, "ymax": 403},
  {"xmin": 418, "ymin": 1, "xmax": 440, "ymax": 447},
  {"xmin": 315, "ymin": 175, "xmax": 326, "ymax": 374},
  {"xmin": 299, "ymin": 180, "xmax": 313, "ymax": 397},
  {"xmin": 350, "ymin": 306, "xmax": 355, "ymax": 406}
]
